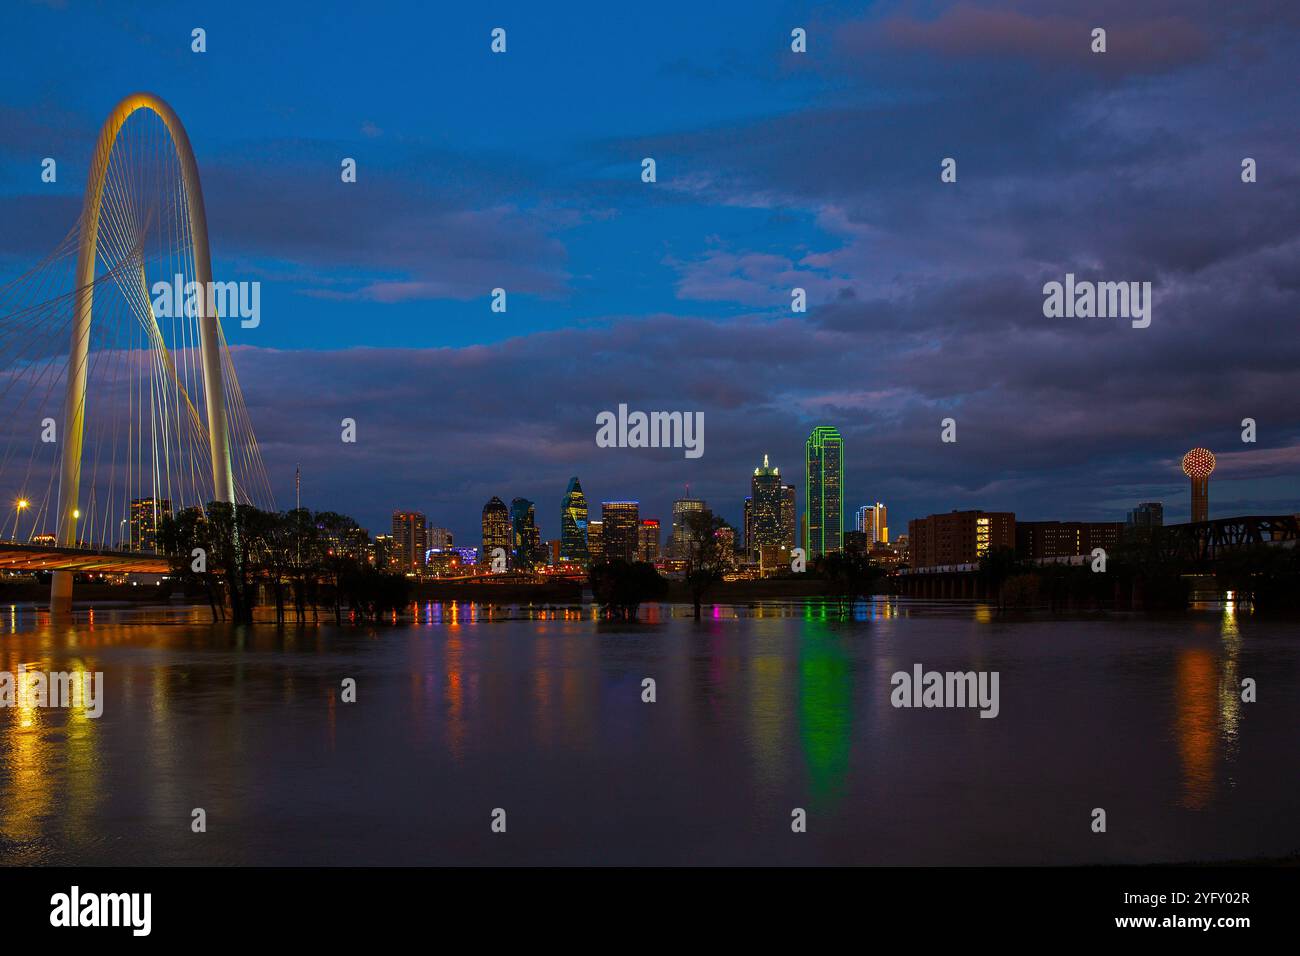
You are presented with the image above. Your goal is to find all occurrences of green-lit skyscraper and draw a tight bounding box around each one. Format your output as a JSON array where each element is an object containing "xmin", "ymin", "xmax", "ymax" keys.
[{"xmin": 805, "ymin": 426, "xmax": 844, "ymax": 558}]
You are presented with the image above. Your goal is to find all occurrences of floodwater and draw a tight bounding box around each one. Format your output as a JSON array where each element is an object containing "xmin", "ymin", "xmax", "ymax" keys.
[{"xmin": 1, "ymin": 598, "xmax": 1296, "ymax": 865}]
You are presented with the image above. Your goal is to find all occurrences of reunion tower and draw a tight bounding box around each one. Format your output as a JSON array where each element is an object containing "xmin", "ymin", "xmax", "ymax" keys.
[{"xmin": 1181, "ymin": 447, "xmax": 1216, "ymax": 523}]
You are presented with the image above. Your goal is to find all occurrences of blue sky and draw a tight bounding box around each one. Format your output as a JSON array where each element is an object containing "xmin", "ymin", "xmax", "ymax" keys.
[{"xmin": 2, "ymin": 0, "xmax": 1298, "ymax": 546}]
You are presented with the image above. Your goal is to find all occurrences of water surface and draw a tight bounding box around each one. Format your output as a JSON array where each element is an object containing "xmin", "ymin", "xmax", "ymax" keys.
[{"xmin": 1, "ymin": 599, "xmax": 1295, "ymax": 865}]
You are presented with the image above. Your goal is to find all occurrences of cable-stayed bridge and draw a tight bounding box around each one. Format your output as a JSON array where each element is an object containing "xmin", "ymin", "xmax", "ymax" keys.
[{"xmin": 0, "ymin": 93, "xmax": 272, "ymax": 610}]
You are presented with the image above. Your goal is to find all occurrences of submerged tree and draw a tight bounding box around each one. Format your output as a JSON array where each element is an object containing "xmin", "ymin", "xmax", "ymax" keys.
[
  {"xmin": 589, "ymin": 559, "xmax": 667, "ymax": 619},
  {"xmin": 159, "ymin": 503, "xmax": 407, "ymax": 625},
  {"xmin": 683, "ymin": 510, "xmax": 729, "ymax": 620}
]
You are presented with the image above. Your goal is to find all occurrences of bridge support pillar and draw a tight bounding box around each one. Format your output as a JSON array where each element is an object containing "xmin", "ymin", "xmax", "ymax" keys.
[{"xmin": 50, "ymin": 569, "xmax": 73, "ymax": 615}]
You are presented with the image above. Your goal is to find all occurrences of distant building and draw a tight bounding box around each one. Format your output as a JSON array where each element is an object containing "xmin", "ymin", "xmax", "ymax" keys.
[
  {"xmin": 1126, "ymin": 501, "xmax": 1164, "ymax": 540},
  {"xmin": 908, "ymin": 510, "xmax": 1015, "ymax": 568},
  {"xmin": 373, "ymin": 534, "xmax": 394, "ymax": 569},
  {"xmin": 391, "ymin": 511, "xmax": 427, "ymax": 570},
  {"xmin": 844, "ymin": 530, "xmax": 869, "ymax": 555},
  {"xmin": 1015, "ymin": 521, "xmax": 1125, "ymax": 560},
  {"xmin": 638, "ymin": 519, "xmax": 660, "ymax": 563},
  {"xmin": 743, "ymin": 496, "xmax": 752, "ymax": 554},
  {"xmin": 481, "ymin": 497, "xmax": 510, "ymax": 567},
  {"xmin": 749, "ymin": 454, "xmax": 784, "ymax": 561},
  {"xmin": 130, "ymin": 497, "xmax": 172, "ymax": 553},
  {"xmin": 601, "ymin": 501, "xmax": 640, "ymax": 563},
  {"xmin": 805, "ymin": 426, "xmax": 844, "ymax": 558},
  {"xmin": 855, "ymin": 502, "xmax": 888, "ymax": 544},
  {"xmin": 715, "ymin": 525, "xmax": 737, "ymax": 567},
  {"xmin": 781, "ymin": 484, "xmax": 797, "ymax": 549},
  {"xmin": 561, "ymin": 477, "xmax": 589, "ymax": 565},
  {"xmin": 426, "ymin": 527, "xmax": 453, "ymax": 550},
  {"xmin": 587, "ymin": 519, "xmax": 604, "ymax": 563},
  {"xmin": 670, "ymin": 495, "xmax": 706, "ymax": 559},
  {"xmin": 511, "ymin": 498, "xmax": 543, "ymax": 569}
]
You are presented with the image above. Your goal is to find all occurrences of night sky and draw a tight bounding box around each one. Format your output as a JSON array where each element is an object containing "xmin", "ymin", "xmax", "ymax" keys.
[{"xmin": 2, "ymin": 0, "xmax": 1297, "ymax": 546}]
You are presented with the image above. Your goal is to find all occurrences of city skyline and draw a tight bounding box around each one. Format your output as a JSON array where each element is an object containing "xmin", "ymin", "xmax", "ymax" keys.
[{"xmin": 0, "ymin": 2, "xmax": 1296, "ymax": 554}]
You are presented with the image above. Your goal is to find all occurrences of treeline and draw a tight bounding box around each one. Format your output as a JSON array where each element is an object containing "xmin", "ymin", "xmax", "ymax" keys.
[
  {"xmin": 159, "ymin": 502, "xmax": 410, "ymax": 624},
  {"xmin": 588, "ymin": 511, "xmax": 887, "ymax": 620}
]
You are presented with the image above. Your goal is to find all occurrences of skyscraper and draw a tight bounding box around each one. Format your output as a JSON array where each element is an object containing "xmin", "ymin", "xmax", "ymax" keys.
[
  {"xmin": 781, "ymin": 484, "xmax": 797, "ymax": 549},
  {"xmin": 1127, "ymin": 501, "xmax": 1164, "ymax": 528},
  {"xmin": 670, "ymin": 493, "xmax": 706, "ymax": 559},
  {"xmin": 130, "ymin": 497, "xmax": 172, "ymax": 553},
  {"xmin": 560, "ymin": 477, "xmax": 589, "ymax": 565},
  {"xmin": 601, "ymin": 501, "xmax": 640, "ymax": 562},
  {"xmin": 587, "ymin": 519, "xmax": 604, "ymax": 563},
  {"xmin": 855, "ymin": 502, "xmax": 888, "ymax": 544},
  {"xmin": 481, "ymin": 497, "xmax": 510, "ymax": 568},
  {"xmin": 391, "ymin": 510, "xmax": 427, "ymax": 570},
  {"xmin": 749, "ymin": 453, "xmax": 783, "ymax": 560},
  {"xmin": 638, "ymin": 519, "xmax": 660, "ymax": 563},
  {"xmin": 373, "ymin": 534, "xmax": 394, "ymax": 569},
  {"xmin": 511, "ymin": 498, "xmax": 543, "ymax": 569},
  {"xmin": 1126, "ymin": 501, "xmax": 1164, "ymax": 543},
  {"xmin": 805, "ymin": 426, "xmax": 844, "ymax": 558}
]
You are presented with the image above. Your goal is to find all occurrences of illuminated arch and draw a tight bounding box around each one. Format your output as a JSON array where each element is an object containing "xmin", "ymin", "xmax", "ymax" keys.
[{"xmin": 51, "ymin": 92, "xmax": 234, "ymax": 612}]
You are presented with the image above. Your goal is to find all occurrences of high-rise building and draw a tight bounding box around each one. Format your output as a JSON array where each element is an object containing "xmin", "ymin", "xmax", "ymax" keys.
[
  {"xmin": 1182, "ymin": 448, "xmax": 1216, "ymax": 523},
  {"xmin": 715, "ymin": 525, "xmax": 736, "ymax": 567},
  {"xmin": 481, "ymin": 497, "xmax": 510, "ymax": 568},
  {"xmin": 908, "ymin": 510, "xmax": 1015, "ymax": 568},
  {"xmin": 855, "ymin": 502, "xmax": 888, "ymax": 544},
  {"xmin": 373, "ymin": 534, "xmax": 394, "ymax": 569},
  {"xmin": 1126, "ymin": 501, "xmax": 1164, "ymax": 543},
  {"xmin": 601, "ymin": 501, "xmax": 640, "ymax": 563},
  {"xmin": 743, "ymin": 496, "xmax": 752, "ymax": 555},
  {"xmin": 587, "ymin": 520, "xmax": 604, "ymax": 563},
  {"xmin": 426, "ymin": 527, "xmax": 453, "ymax": 550},
  {"xmin": 670, "ymin": 494, "xmax": 706, "ymax": 559},
  {"xmin": 1127, "ymin": 501, "xmax": 1164, "ymax": 529},
  {"xmin": 1015, "ymin": 521, "xmax": 1125, "ymax": 560},
  {"xmin": 511, "ymin": 498, "xmax": 543, "ymax": 569},
  {"xmin": 781, "ymin": 484, "xmax": 797, "ymax": 549},
  {"xmin": 805, "ymin": 426, "xmax": 844, "ymax": 558},
  {"xmin": 638, "ymin": 519, "xmax": 660, "ymax": 563},
  {"xmin": 561, "ymin": 477, "xmax": 589, "ymax": 565},
  {"xmin": 750, "ymin": 454, "xmax": 784, "ymax": 561},
  {"xmin": 130, "ymin": 497, "xmax": 172, "ymax": 553},
  {"xmin": 391, "ymin": 511, "xmax": 427, "ymax": 570}
]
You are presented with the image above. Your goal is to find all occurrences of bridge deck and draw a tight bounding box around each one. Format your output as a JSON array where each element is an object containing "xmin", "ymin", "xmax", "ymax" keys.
[{"xmin": 0, "ymin": 542, "xmax": 171, "ymax": 574}]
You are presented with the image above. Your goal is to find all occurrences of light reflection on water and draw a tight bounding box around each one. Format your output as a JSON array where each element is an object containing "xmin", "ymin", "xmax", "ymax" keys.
[{"xmin": 0, "ymin": 598, "xmax": 1296, "ymax": 866}]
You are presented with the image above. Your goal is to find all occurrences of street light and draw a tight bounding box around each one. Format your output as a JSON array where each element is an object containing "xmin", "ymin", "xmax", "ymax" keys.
[{"xmin": 11, "ymin": 498, "xmax": 29, "ymax": 542}]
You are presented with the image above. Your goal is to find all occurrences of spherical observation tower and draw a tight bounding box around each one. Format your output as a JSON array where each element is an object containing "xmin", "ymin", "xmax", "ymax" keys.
[{"xmin": 1181, "ymin": 447, "xmax": 1216, "ymax": 523}]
